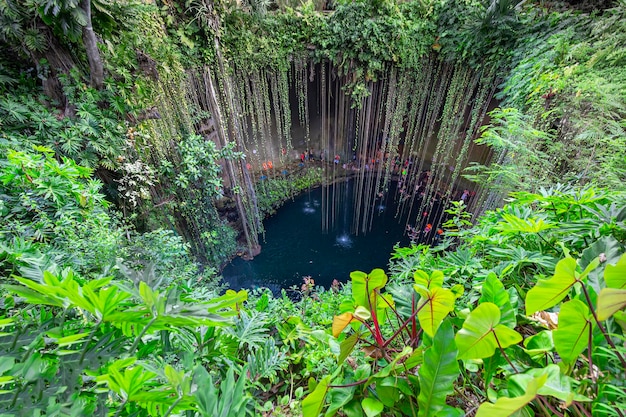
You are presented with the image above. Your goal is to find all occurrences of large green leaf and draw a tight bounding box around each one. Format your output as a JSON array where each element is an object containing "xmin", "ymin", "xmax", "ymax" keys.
[
  {"xmin": 338, "ymin": 332, "xmax": 360, "ymax": 365},
  {"xmin": 605, "ymin": 253, "xmax": 626, "ymax": 289},
  {"xmin": 417, "ymin": 320, "xmax": 459, "ymax": 417},
  {"xmin": 361, "ymin": 397, "xmax": 384, "ymax": 417},
  {"xmin": 597, "ymin": 288, "xmax": 626, "ymax": 321},
  {"xmin": 496, "ymin": 213, "xmax": 554, "ymax": 234},
  {"xmin": 580, "ymin": 237, "xmax": 622, "ymax": 293},
  {"xmin": 456, "ymin": 303, "xmax": 522, "ymax": 360},
  {"xmin": 376, "ymin": 378, "xmax": 401, "ymax": 407},
  {"xmin": 479, "ymin": 272, "xmax": 516, "ymax": 327},
  {"xmin": 303, "ymin": 376, "xmax": 331, "ymax": 417},
  {"xmin": 509, "ymin": 364, "xmax": 590, "ymax": 406},
  {"xmin": 351, "ymin": 269, "xmax": 387, "ymax": 311},
  {"xmin": 326, "ymin": 386, "xmax": 356, "ymax": 416},
  {"xmin": 414, "ymin": 270, "xmax": 444, "ymax": 289},
  {"xmin": 526, "ymin": 256, "xmax": 578, "ymax": 315},
  {"xmin": 414, "ymin": 286, "xmax": 456, "ymax": 337},
  {"xmin": 475, "ymin": 374, "xmax": 546, "ymax": 417},
  {"xmin": 553, "ymin": 299, "xmax": 593, "ymax": 364}
]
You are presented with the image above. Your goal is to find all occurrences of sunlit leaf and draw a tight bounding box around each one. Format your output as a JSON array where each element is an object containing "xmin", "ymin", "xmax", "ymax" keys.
[
  {"xmin": 351, "ymin": 269, "xmax": 387, "ymax": 311},
  {"xmin": 605, "ymin": 253, "xmax": 626, "ymax": 289},
  {"xmin": 553, "ymin": 299, "xmax": 593, "ymax": 364},
  {"xmin": 333, "ymin": 312, "xmax": 355, "ymax": 338},
  {"xmin": 456, "ymin": 303, "xmax": 522, "ymax": 360},
  {"xmin": 418, "ymin": 320, "xmax": 459, "ymax": 417},
  {"xmin": 414, "ymin": 286, "xmax": 455, "ymax": 337},
  {"xmin": 475, "ymin": 374, "xmax": 547, "ymax": 417},
  {"xmin": 526, "ymin": 256, "xmax": 578, "ymax": 315},
  {"xmin": 302, "ymin": 376, "xmax": 330, "ymax": 417},
  {"xmin": 354, "ymin": 306, "xmax": 371, "ymax": 321},
  {"xmin": 496, "ymin": 213, "xmax": 554, "ymax": 234},
  {"xmin": 479, "ymin": 272, "xmax": 516, "ymax": 327},
  {"xmin": 597, "ymin": 288, "xmax": 626, "ymax": 321},
  {"xmin": 414, "ymin": 270, "xmax": 444, "ymax": 289},
  {"xmin": 362, "ymin": 397, "xmax": 384, "ymax": 417}
]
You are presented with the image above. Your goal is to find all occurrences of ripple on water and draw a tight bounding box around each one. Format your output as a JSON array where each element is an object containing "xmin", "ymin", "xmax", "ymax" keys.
[
  {"xmin": 335, "ymin": 233, "xmax": 353, "ymax": 249},
  {"xmin": 302, "ymin": 201, "xmax": 316, "ymax": 214}
]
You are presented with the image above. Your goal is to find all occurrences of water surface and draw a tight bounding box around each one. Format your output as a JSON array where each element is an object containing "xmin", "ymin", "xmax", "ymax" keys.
[{"xmin": 221, "ymin": 180, "xmax": 438, "ymax": 291}]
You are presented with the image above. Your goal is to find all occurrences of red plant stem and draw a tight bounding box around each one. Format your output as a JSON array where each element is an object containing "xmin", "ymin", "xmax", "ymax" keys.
[
  {"xmin": 366, "ymin": 281, "xmax": 384, "ymax": 346},
  {"xmin": 537, "ymin": 395, "xmax": 564, "ymax": 417},
  {"xmin": 374, "ymin": 289, "xmax": 399, "ymax": 337},
  {"xmin": 494, "ymin": 331, "xmax": 519, "ymax": 373},
  {"xmin": 375, "ymin": 289, "xmax": 411, "ymax": 341},
  {"xmin": 573, "ymin": 401, "xmax": 592, "ymax": 417},
  {"xmin": 587, "ymin": 325, "xmax": 596, "ymax": 389},
  {"xmin": 354, "ymin": 316, "xmax": 376, "ymax": 337},
  {"xmin": 580, "ymin": 282, "xmax": 626, "ymax": 369},
  {"xmin": 534, "ymin": 397, "xmax": 552, "ymax": 417},
  {"xmin": 382, "ymin": 302, "xmax": 427, "ymax": 348}
]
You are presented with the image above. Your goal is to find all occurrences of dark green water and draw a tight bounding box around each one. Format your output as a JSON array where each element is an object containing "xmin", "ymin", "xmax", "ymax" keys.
[{"xmin": 222, "ymin": 179, "xmax": 442, "ymax": 292}]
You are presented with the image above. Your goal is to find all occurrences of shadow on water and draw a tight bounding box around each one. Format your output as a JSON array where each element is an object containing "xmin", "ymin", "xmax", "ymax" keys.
[{"xmin": 222, "ymin": 179, "xmax": 443, "ymax": 292}]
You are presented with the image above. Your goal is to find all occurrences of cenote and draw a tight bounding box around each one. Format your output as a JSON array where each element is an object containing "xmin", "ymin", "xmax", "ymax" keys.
[{"xmin": 222, "ymin": 177, "xmax": 445, "ymax": 292}]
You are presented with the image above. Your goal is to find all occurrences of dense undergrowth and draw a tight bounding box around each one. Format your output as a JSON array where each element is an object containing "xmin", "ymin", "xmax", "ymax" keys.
[
  {"xmin": 1, "ymin": 0, "xmax": 625, "ymax": 416},
  {"xmin": 1, "ymin": 146, "xmax": 625, "ymax": 416}
]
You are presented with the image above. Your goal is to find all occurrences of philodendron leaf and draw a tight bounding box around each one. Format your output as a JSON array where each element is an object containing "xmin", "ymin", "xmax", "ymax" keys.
[
  {"xmin": 456, "ymin": 303, "xmax": 522, "ymax": 360},
  {"xmin": 479, "ymin": 272, "xmax": 516, "ymax": 327},
  {"xmin": 351, "ymin": 269, "xmax": 387, "ymax": 311},
  {"xmin": 326, "ymin": 386, "xmax": 356, "ymax": 416},
  {"xmin": 414, "ymin": 270, "xmax": 444, "ymax": 289},
  {"xmin": 597, "ymin": 288, "xmax": 626, "ymax": 321},
  {"xmin": 361, "ymin": 397, "xmax": 384, "ymax": 417},
  {"xmin": 418, "ymin": 320, "xmax": 459, "ymax": 417},
  {"xmin": 333, "ymin": 312, "xmax": 355, "ymax": 338},
  {"xmin": 338, "ymin": 332, "xmax": 359, "ymax": 365},
  {"xmin": 553, "ymin": 299, "xmax": 593, "ymax": 364},
  {"xmin": 414, "ymin": 286, "xmax": 456, "ymax": 337},
  {"xmin": 475, "ymin": 374, "xmax": 547, "ymax": 417},
  {"xmin": 605, "ymin": 253, "xmax": 626, "ymax": 289},
  {"xmin": 580, "ymin": 236, "xmax": 622, "ymax": 293},
  {"xmin": 509, "ymin": 364, "xmax": 590, "ymax": 407},
  {"xmin": 526, "ymin": 256, "xmax": 578, "ymax": 315},
  {"xmin": 302, "ymin": 376, "xmax": 330, "ymax": 417}
]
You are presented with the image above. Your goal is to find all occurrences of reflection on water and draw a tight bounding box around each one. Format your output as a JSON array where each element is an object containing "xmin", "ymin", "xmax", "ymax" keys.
[
  {"xmin": 221, "ymin": 180, "xmax": 442, "ymax": 291},
  {"xmin": 335, "ymin": 233, "xmax": 353, "ymax": 249},
  {"xmin": 302, "ymin": 201, "xmax": 317, "ymax": 214}
]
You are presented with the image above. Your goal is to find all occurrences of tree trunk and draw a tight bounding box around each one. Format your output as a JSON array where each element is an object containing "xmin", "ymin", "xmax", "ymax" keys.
[
  {"xmin": 81, "ymin": 0, "xmax": 104, "ymax": 89},
  {"xmin": 29, "ymin": 24, "xmax": 77, "ymax": 109}
]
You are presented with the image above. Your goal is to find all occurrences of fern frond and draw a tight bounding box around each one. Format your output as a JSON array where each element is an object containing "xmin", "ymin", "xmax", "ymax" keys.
[
  {"xmin": 223, "ymin": 310, "xmax": 269, "ymax": 351},
  {"xmin": 246, "ymin": 338, "xmax": 287, "ymax": 384}
]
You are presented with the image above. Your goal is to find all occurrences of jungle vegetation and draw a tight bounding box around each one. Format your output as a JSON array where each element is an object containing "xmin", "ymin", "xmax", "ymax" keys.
[{"xmin": 0, "ymin": 0, "xmax": 625, "ymax": 416}]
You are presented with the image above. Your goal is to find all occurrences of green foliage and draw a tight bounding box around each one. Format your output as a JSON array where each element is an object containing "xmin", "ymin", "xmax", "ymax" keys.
[
  {"xmin": 417, "ymin": 320, "xmax": 458, "ymax": 417},
  {"xmin": 0, "ymin": 267, "xmax": 248, "ymax": 416},
  {"xmin": 455, "ymin": 302, "xmax": 522, "ymax": 360},
  {"xmin": 0, "ymin": 72, "xmax": 129, "ymax": 170},
  {"xmin": 2, "ymin": 1, "xmax": 626, "ymax": 415},
  {"xmin": 255, "ymin": 167, "xmax": 324, "ymax": 218},
  {"xmin": 435, "ymin": 0, "xmax": 524, "ymax": 65},
  {"xmin": 496, "ymin": 3, "xmax": 626, "ymax": 190},
  {"xmin": 194, "ymin": 366, "xmax": 252, "ymax": 417},
  {"xmin": 464, "ymin": 107, "xmax": 554, "ymax": 196},
  {"xmin": 311, "ymin": 186, "xmax": 626, "ymax": 416}
]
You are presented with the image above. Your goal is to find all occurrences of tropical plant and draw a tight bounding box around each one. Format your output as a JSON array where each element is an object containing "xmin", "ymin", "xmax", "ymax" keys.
[{"xmin": 0, "ymin": 267, "xmax": 249, "ymax": 416}]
